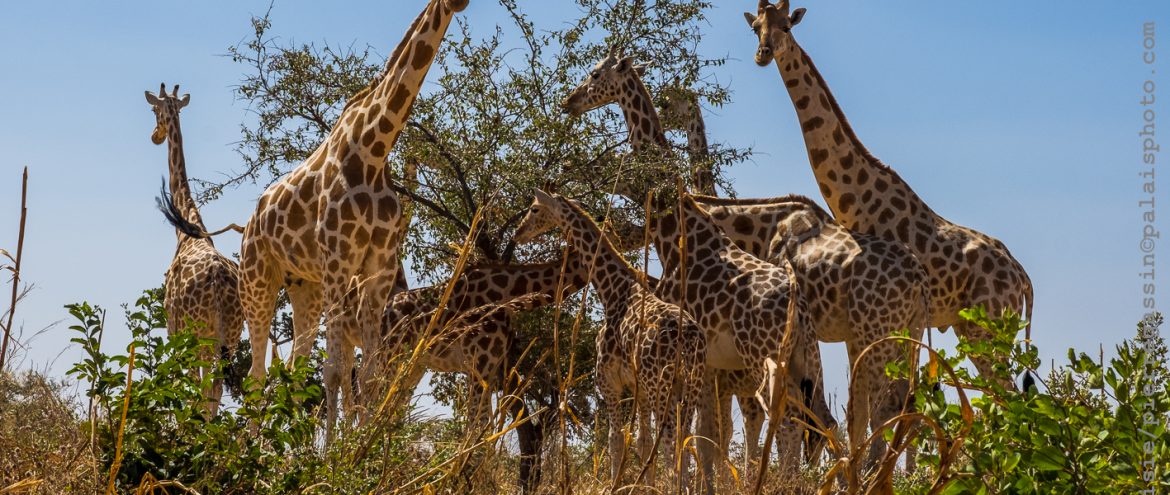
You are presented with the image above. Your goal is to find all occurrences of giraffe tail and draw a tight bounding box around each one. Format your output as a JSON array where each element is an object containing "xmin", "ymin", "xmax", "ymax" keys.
[
  {"xmin": 156, "ymin": 179, "xmax": 245, "ymax": 238},
  {"xmin": 1020, "ymin": 274, "xmax": 1036, "ymax": 392}
]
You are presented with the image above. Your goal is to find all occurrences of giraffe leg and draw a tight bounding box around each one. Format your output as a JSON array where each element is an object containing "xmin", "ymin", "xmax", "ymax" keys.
[
  {"xmin": 600, "ymin": 375, "xmax": 628, "ymax": 484},
  {"xmin": 800, "ymin": 339, "xmax": 835, "ymax": 467},
  {"xmin": 712, "ymin": 373, "xmax": 735, "ymax": 483},
  {"xmin": 844, "ymin": 341, "xmax": 875, "ymax": 474},
  {"xmin": 239, "ymin": 243, "xmax": 281, "ymax": 389},
  {"xmin": 739, "ymin": 393, "xmax": 764, "ymax": 477},
  {"xmin": 636, "ymin": 391, "xmax": 657, "ymax": 487},
  {"xmin": 286, "ymin": 281, "xmax": 323, "ymax": 367},
  {"xmin": 355, "ymin": 257, "xmax": 400, "ymax": 423},
  {"xmin": 694, "ymin": 372, "xmax": 721, "ymax": 495},
  {"xmin": 466, "ymin": 377, "xmax": 493, "ymax": 439}
]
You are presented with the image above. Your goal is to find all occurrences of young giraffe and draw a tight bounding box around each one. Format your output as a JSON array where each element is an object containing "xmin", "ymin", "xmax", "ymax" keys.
[
  {"xmin": 167, "ymin": 0, "xmax": 469, "ymax": 431},
  {"xmin": 563, "ymin": 52, "xmax": 833, "ymax": 482},
  {"xmin": 746, "ymin": 1, "xmax": 1034, "ymax": 385},
  {"xmin": 692, "ymin": 193, "xmax": 930, "ymax": 469},
  {"xmin": 513, "ymin": 190, "xmax": 705, "ymax": 490},
  {"xmin": 146, "ymin": 84, "xmax": 245, "ymax": 416},
  {"xmin": 376, "ymin": 252, "xmax": 591, "ymax": 426}
]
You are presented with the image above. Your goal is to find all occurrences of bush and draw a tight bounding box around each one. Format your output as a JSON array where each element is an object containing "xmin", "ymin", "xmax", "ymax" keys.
[
  {"xmin": 65, "ymin": 291, "xmax": 325, "ymax": 494},
  {"xmin": 903, "ymin": 309, "xmax": 1170, "ymax": 494}
]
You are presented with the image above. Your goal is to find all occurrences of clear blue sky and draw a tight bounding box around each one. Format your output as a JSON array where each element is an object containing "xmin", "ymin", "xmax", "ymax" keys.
[{"xmin": 0, "ymin": 1, "xmax": 1165, "ymax": 417}]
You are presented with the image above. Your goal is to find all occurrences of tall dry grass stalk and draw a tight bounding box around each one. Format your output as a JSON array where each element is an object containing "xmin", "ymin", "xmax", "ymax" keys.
[
  {"xmin": 105, "ymin": 344, "xmax": 136, "ymax": 495},
  {"xmin": 0, "ymin": 167, "xmax": 28, "ymax": 372}
]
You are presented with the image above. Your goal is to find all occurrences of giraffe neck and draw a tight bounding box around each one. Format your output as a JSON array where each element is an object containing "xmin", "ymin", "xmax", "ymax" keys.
[
  {"xmin": 615, "ymin": 75, "xmax": 670, "ymax": 153},
  {"xmin": 681, "ymin": 100, "xmax": 715, "ymax": 195},
  {"xmin": 555, "ymin": 206, "xmax": 641, "ymax": 309},
  {"xmin": 682, "ymin": 100, "xmax": 709, "ymax": 160},
  {"xmin": 457, "ymin": 253, "xmax": 590, "ymax": 307},
  {"xmin": 775, "ymin": 40, "xmax": 939, "ymax": 239},
  {"xmin": 332, "ymin": 0, "xmax": 457, "ymax": 178},
  {"xmin": 164, "ymin": 115, "xmax": 206, "ymax": 240},
  {"xmin": 651, "ymin": 197, "xmax": 729, "ymax": 307}
]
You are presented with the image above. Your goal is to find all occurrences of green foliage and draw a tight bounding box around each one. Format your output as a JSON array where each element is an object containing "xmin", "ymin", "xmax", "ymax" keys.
[
  {"xmin": 65, "ymin": 292, "xmax": 326, "ymax": 494},
  {"xmin": 905, "ymin": 309, "xmax": 1170, "ymax": 494}
]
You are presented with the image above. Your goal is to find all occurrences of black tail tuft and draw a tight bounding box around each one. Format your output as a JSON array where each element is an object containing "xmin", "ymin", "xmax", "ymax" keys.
[
  {"xmin": 1021, "ymin": 370, "xmax": 1036, "ymax": 394},
  {"xmin": 799, "ymin": 377, "xmax": 827, "ymax": 459},
  {"xmin": 220, "ymin": 344, "xmax": 245, "ymax": 398},
  {"xmin": 156, "ymin": 178, "xmax": 206, "ymax": 239}
]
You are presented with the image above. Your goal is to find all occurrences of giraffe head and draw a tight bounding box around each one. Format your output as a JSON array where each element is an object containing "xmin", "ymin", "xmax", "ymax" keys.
[
  {"xmin": 144, "ymin": 83, "xmax": 190, "ymax": 145},
  {"xmin": 654, "ymin": 84, "xmax": 696, "ymax": 132},
  {"xmin": 744, "ymin": 0, "xmax": 807, "ymax": 67},
  {"xmin": 514, "ymin": 189, "xmax": 566, "ymax": 244},
  {"xmin": 443, "ymin": 0, "xmax": 469, "ymax": 13},
  {"xmin": 561, "ymin": 47, "xmax": 649, "ymax": 118}
]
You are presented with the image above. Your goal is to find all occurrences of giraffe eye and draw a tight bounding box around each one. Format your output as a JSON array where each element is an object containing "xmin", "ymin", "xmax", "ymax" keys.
[{"xmin": 591, "ymin": 71, "xmax": 600, "ymax": 79}]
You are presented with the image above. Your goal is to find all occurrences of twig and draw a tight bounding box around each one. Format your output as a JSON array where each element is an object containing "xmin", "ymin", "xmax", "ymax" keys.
[
  {"xmin": 0, "ymin": 167, "xmax": 28, "ymax": 372},
  {"xmin": 105, "ymin": 343, "xmax": 136, "ymax": 495}
]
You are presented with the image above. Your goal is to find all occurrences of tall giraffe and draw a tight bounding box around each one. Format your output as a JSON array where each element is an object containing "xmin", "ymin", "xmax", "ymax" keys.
[
  {"xmin": 513, "ymin": 190, "xmax": 705, "ymax": 491},
  {"xmin": 147, "ymin": 84, "xmax": 245, "ymax": 416},
  {"xmin": 693, "ymin": 193, "xmax": 930, "ymax": 471},
  {"xmin": 164, "ymin": 0, "xmax": 469, "ymax": 430},
  {"xmin": 745, "ymin": 1, "xmax": 1034, "ymax": 383},
  {"xmin": 563, "ymin": 52, "xmax": 833, "ymax": 481}
]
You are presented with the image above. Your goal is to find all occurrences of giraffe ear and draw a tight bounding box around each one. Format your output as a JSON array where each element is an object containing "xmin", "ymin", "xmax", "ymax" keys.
[
  {"xmin": 178, "ymin": 94, "xmax": 191, "ymax": 109},
  {"xmin": 744, "ymin": 12, "xmax": 757, "ymax": 28},
  {"xmin": 632, "ymin": 64, "xmax": 649, "ymax": 77},
  {"xmin": 533, "ymin": 189, "xmax": 555, "ymax": 205},
  {"xmin": 144, "ymin": 91, "xmax": 161, "ymax": 106},
  {"xmin": 615, "ymin": 57, "xmax": 634, "ymax": 73},
  {"xmin": 790, "ymin": 8, "xmax": 807, "ymax": 26}
]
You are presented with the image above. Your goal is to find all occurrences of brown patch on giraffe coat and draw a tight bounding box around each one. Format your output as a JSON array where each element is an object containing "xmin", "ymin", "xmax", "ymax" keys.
[
  {"xmin": 810, "ymin": 149, "xmax": 829, "ymax": 168},
  {"xmin": 837, "ymin": 193, "xmax": 856, "ymax": 215},
  {"xmin": 802, "ymin": 116, "xmax": 825, "ymax": 132},
  {"xmin": 389, "ymin": 86, "xmax": 412, "ymax": 114},
  {"xmin": 412, "ymin": 41, "xmax": 435, "ymax": 70},
  {"xmin": 342, "ymin": 154, "xmax": 366, "ymax": 188},
  {"xmin": 839, "ymin": 153, "xmax": 855, "ymax": 170}
]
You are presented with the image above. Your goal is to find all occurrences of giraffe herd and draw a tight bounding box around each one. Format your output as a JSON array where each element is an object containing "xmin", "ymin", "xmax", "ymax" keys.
[{"xmin": 148, "ymin": 0, "xmax": 1033, "ymax": 492}]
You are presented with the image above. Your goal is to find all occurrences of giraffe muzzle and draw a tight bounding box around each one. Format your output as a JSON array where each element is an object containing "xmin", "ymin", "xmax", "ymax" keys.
[
  {"xmin": 443, "ymin": 0, "xmax": 469, "ymax": 13},
  {"xmin": 755, "ymin": 47, "xmax": 774, "ymax": 66}
]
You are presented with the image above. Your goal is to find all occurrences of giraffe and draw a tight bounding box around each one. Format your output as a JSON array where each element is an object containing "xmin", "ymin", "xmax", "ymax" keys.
[
  {"xmin": 375, "ymin": 251, "xmax": 591, "ymax": 428},
  {"xmin": 146, "ymin": 84, "xmax": 245, "ymax": 417},
  {"xmin": 513, "ymin": 190, "xmax": 705, "ymax": 491},
  {"xmin": 657, "ymin": 86, "xmax": 783, "ymax": 473},
  {"xmin": 563, "ymin": 51, "xmax": 833, "ymax": 483},
  {"xmin": 656, "ymin": 85, "xmax": 716, "ymax": 195},
  {"xmin": 692, "ymin": 193, "xmax": 930, "ymax": 470},
  {"xmin": 163, "ymin": 0, "xmax": 468, "ymax": 433},
  {"xmin": 745, "ymin": 1, "xmax": 1034, "ymax": 386}
]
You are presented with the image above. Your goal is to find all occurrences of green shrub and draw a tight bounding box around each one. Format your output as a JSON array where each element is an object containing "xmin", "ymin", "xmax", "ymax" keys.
[{"xmin": 905, "ymin": 309, "xmax": 1170, "ymax": 494}]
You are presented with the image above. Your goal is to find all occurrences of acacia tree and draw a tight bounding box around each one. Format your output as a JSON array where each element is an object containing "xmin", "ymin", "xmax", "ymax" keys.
[{"xmin": 210, "ymin": 0, "xmax": 749, "ymax": 487}]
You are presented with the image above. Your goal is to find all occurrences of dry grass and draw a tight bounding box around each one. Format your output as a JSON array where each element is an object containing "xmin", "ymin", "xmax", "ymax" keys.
[{"xmin": 0, "ymin": 369, "xmax": 100, "ymax": 494}]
